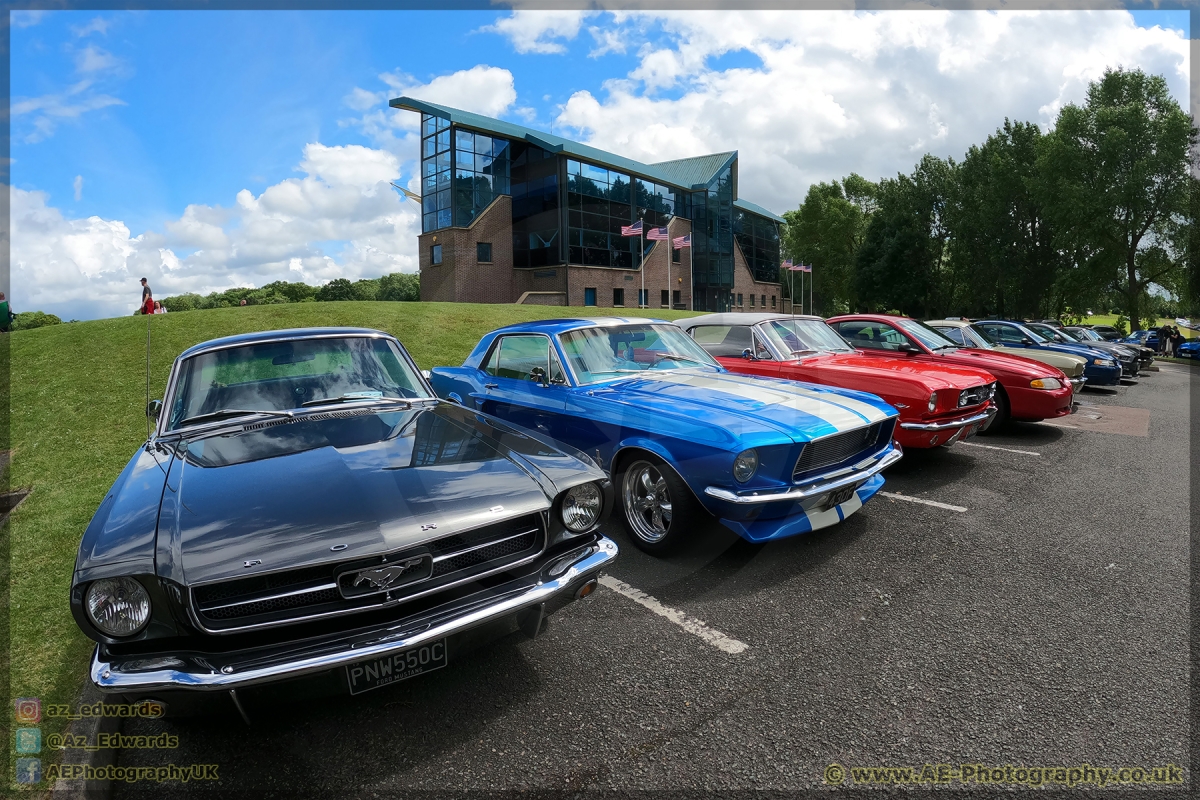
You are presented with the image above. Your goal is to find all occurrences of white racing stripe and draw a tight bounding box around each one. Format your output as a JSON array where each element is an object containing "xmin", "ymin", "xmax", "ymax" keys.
[
  {"xmin": 650, "ymin": 372, "xmax": 886, "ymax": 433},
  {"xmin": 879, "ymin": 491, "xmax": 967, "ymax": 513},
  {"xmin": 958, "ymin": 441, "xmax": 1040, "ymax": 456},
  {"xmin": 598, "ymin": 575, "xmax": 749, "ymax": 654}
]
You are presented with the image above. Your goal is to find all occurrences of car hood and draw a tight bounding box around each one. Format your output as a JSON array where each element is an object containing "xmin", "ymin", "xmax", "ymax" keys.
[
  {"xmin": 588, "ymin": 369, "xmax": 896, "ymax": 444},
  {"xmin": 992, "ymin": 346, "xmax": 1086, "ymax": 376},
  {"xmin": 924, "ymin": 349, "xmax": 1057, "ymax": 380},
  {"xmin": 788, "ymin": 352, "xmax": 992, "ymax": 391},
  {"xmin": 165, "ymin": 403, "xmax": 588, "ymax": 585}
]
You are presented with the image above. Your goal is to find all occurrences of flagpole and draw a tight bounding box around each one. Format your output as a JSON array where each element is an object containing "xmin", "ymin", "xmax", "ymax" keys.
[
  {"xmin": 640, "ymin": 233, "xmax": 645, "ymax": 308},
  {"xmin": 666, "ymin": 220, "xmax": 672, "ymax": 310},
  {"xmin": 809, "ymin": 265, "xmax": 813, "ymax": 316}
]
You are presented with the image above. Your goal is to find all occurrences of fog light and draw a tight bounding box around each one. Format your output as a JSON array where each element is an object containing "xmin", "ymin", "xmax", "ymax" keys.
[{"xmin": 575, "ymin": 579, "xmax": 598, "ymax": 600}]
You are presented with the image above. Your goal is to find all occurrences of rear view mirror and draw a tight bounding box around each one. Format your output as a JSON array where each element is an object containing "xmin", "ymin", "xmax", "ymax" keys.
[
  {"xmin": 741, "ymin": 348, "xmax": 754, "ymax": 360},
  {"xmin": 146, "ymin": 399, "xmax": 162, "ymax": 420},
  {"xmin": 529, "ymin": 366, "xmax": 548, "ymax": 386}
]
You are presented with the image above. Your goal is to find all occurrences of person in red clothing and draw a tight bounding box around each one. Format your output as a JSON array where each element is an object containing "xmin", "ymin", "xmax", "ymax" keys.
[{"xmin": 140, "ymin": 278, "xmax": 155, "ymax": 315}]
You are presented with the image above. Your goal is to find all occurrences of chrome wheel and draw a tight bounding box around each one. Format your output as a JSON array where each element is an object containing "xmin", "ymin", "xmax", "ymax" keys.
[{"xmin": 622, "ymin": 460, "xmax": 673, "ymax": 544}]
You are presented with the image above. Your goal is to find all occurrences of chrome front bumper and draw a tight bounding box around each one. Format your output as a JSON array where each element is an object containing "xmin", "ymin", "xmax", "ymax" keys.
[
  {"xmin": 91, "ymin": 537, "xmax": 618, "ymax": 693},
  {"xmin": 899, "ymin": 407, "xmax": 995, "ymax": 432},
  {"xmin": 704, "ymin": 445, "xmax": 903, "ymax": 506}
]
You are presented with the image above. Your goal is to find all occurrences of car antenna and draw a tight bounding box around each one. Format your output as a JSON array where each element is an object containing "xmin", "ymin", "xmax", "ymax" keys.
[{"xmin": 145, "ymin": 310, "xmax": 152, "ymax": 441}]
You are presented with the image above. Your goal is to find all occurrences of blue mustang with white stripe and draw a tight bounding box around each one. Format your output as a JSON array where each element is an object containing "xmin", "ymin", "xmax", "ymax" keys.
[{"xmin": 430, "ymin": 318, "xmax": 901, "ymax": 554}]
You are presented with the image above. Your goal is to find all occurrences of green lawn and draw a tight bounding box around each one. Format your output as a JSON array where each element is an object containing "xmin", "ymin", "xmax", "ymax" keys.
[
  {"xmin": 6, "ymin": 301, "xmax": 703, "ymax": 719},
  {"xmin": 1081, "ymin": 314, "xmax": 1198, "ymax": 339}
]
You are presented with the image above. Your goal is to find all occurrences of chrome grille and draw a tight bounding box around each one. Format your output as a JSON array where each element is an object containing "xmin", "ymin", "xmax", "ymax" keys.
[
  {"xmin": 957, "ymin": 383, "xmax": 993, "ymax": 408},
  {"xmin": 190, "ymin": 513, "xmax": 545, "ymax": 632},
  {"xmin": 793, "ymin": 421, "xmax": 886, "ymax": 479}
]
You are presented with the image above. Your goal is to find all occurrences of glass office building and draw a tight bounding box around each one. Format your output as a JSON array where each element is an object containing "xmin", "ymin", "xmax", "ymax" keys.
[{"xmin": 399, "ymin": 97, "xmax": 783, "ymax": 311}]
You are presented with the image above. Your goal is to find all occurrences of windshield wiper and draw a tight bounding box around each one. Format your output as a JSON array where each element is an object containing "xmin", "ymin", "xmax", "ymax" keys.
[
  {"xmin": 180, "ymin": 408, "xmax": 294, "ymax": 426},
  {"xmin": 788, "ymin": 348, "xmax": 819, "ymax": 356},
  {"xmin": 651, "ymin": 353, "xmax": 706, "ymax": 366},
  {"xmin": 300, "ymin": 394, "xmax": 428, "ymax": 408}
]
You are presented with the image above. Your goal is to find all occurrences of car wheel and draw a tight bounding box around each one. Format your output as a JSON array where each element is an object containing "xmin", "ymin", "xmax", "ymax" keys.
[
  {"xmin": 981, "ymin": 387, "xmax": 1010, "ymax": 434},
  {"xmin": 617, "ymin": 455, "xmax": 699, "ymax": 555}
]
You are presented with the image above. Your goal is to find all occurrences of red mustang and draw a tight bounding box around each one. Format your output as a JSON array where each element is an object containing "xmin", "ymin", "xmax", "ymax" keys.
[
  {"xmin": 680, "ymin": 313, "xmax": 996, "ymax": 449},
  {"xmin": 826, "ymin": 314, "xmax": 1074, "ymax": 428}
]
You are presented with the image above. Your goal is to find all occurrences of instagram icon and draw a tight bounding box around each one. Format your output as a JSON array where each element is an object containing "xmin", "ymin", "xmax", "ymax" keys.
[{"xmin": 14, "ymin": 698, "xmax": 41, "ymax": 724}]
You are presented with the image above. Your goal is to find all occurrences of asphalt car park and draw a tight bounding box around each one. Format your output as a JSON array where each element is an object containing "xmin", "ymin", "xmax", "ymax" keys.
[{"xmin": 105, "ymin": 367, "xmax": 1190, "ymax": 794}]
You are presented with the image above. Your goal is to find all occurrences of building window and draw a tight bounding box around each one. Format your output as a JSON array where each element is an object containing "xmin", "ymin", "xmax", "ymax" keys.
[
  {"xmin": 584, "ymin": 287, "xmax": 597, "ymax": 306},
  {"xmin": 638, "ymin": 289, "xmax": 648, "ymax": 307},
  {"xmin": 511, "ymin": 142, "xmax": 559, "ymax": 268},
  {"xmin": 430, "ymin": 244, "xmax": 443, "ymax": 265},
  {"xmin": 673, "ymin": 290, "xmax": 681, "ymax": 308},
  {"xmin": 733, "ymin": 208, "xmax": 782, "ymax": 283},
  {"xmin": 477, "ymin": 242, "xmax": 492, "ymax": 263},
  {"xmin": 672, "ymin": 246, "xmax": 681, "ymax": 263},
  {"xmin": 661, "ymin": 289, "xmax": 670, "ymax": 308},
  {"xmin": 566, "ymin": 159, "xmax": 637, "ymax": 269},
  {"xmin": 749, "ymin": 294, "xmax": 755, "ymax": 308},
  {"xmin": 771, "ymin": 295, "xmax": 776, "ymax": 308},
  {"xmin": 613, "ymin": 288, "xmax": 625, "ymax": 307},
  {"xmin": 737, "ymin": 293, "xmax": 743, "ymax": 307},
  {"xmin": 453, "ymin": 128, "xmax": 510, "ymax": 228},
  {"xmin": 761, "ymin": 294, "xmax": 767, "ymax": 307}
]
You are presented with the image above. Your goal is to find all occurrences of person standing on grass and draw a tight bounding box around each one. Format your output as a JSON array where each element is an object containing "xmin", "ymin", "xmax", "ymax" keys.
[
  {"xmin": 140, "ymin": 278, "xmax": 155, "ymax": 316},
  {"xmin": 1158, "ymin": 322, "xmax": 1172, "ymax": 354}
]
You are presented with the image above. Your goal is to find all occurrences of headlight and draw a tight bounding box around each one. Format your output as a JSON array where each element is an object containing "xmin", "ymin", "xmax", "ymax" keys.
[
  {"xmin": 1095, "ymin": 358, "xmax": 1116, "ymax": 367},
  {"xmin": 733, "ymin": 449, "xmax": 758, "ymax": 483},
  {"xmin": 1030, "ymin": 377, "xmax": 1062, "ymax": 390},
  {"xmin": 561, "ymin": 482, "xmax": 603, "ymax": 532},
  {"xmin": 85, "ymin": 577, "xmax": 151, "ymax": 637},
  {"xmin": 927, "ymin": 392, "xmax": 938, "ymax": 412}
]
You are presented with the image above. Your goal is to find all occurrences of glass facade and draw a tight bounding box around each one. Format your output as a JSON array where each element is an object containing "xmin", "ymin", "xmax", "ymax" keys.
[
  {"xmin": 734, "ymin": 208, "xmax": 782, "ymax": 283},
  {"xmin": 690, "ymin": 165, "xmax": 735, "ymax": 312},
  {"xmin": 567, "ymin": 159, "xmax": 638, "ymax": 269},
  {"xmin": 420, "ymin": 114, "xmax": 452, "ymax": 233},
  {"xmin": 421, "ymin": 113, "xmax": 510, "ymax": 233},
  {"xmin": 511, "ymin": 142, "xmax": 560, "ymax": 268}
]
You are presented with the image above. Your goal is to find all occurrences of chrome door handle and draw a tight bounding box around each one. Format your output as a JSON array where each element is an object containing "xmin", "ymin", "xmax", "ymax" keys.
[{"xmin": 484, "ymin": 383, "xmax": 499, "ymax": 389}]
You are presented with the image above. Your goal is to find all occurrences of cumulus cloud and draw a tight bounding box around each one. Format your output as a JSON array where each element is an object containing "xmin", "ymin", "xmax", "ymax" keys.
[
  {"xmin": 11, "ymin": 143, "xmax": 420, "ymax": 321},
  {"xmin": 71, "ymin": 17, "xmax": 112, "ymax": 37},
  {"xmin": 75, "ymin": 45, "xmax": 119, "ymax": 74},
  {"xmin": 479, "ymin": 10, "xmax": 595, "ymax": 54},
  {"xmin": 529, "ymin": 9, "xmax": 1189, "ymax": 216}
]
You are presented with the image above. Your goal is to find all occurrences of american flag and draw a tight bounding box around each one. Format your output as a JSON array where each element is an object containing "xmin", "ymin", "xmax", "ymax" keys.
[
  {"xmin": 620, "ymin": 220, "xmax": 644, "ymax": 237},
  {"xmin": 799, "ymin": 263, "xmax": 813, "ymax": 273},
  {"xmin": 782, "ymin": 259, "xmax": 795, "ymax": 270},
  {"xmin": 672, "ymin": 233, "xmax": 691, "ymax": 249},
  {"xmin": 646, "ymin": 226, "xmax": 670, "ymax": 241}
]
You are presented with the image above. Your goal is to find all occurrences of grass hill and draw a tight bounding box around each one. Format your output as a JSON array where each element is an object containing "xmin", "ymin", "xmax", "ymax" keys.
[{"xmin": 5, "ymin": 301, "xmax": 701, "ymax": 718}]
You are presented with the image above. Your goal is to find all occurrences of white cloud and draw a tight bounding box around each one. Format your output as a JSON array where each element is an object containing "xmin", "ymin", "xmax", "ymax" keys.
[
  {"xmin": 11, "ymin": 143, "xmax": 420, "ymax": 321},
  {"xmin": 542, "ymin": 9, "xmax": 1188, "ymax": 217},
  {"xmin": 479, "ymin": 11, "xmax": 595, "ymax": 54},
  {"xmin": 73, "ymin": 175, "xmax": 83, "ymax": 201},
  {"xmin": 12, "ymin": 10, "xmax": 48, "ymax": 28},
  {"xmin": 12, "ymin": 79, "xmax": 126, "ymax": 143},
  {"xmin": 75, "ymin": 45, "xmax": 119, "ymax": 74},
  {"xmin": 71, "ymin": 17, "xmax": 111, "ymax": 37}
]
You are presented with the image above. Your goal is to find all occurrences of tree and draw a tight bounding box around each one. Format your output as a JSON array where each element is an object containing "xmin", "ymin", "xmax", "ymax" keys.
[
  {"xmin": 1037, "ymin": 68, "xmax": 1197, "ymax": 330},
  {"xmin": 12, "ymin": 311, "xmax": 62, "ymax": 330},
  {"xmin": 315, "ymin": 278, "xmax": 355, "ymax": 302},
  {"xmin": 378, "ymin": 272, "xmax": 420, "ymax": 301},
  {"xmin": 781, "ymin": 174, "xmax": 876, "ymax": 313}
]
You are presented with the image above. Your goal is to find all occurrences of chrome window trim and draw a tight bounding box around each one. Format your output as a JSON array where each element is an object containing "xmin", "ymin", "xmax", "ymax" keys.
[{"xmin": 479, "ymin": 332, "xmax": 574, "ymax": 388}]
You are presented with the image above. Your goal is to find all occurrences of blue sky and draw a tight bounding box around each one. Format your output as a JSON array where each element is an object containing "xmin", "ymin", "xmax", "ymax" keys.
[{"xmin": 9, "ymin": 9, "xmax": 1191, "ymax": 321}]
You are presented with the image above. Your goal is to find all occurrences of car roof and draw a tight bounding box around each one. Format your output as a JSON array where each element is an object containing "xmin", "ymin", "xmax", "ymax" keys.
[
  {"xmin": 678, "ymin": 312, "xmax": 824, "ymax": 329},
  {"xmin": 178, "ymin": 327, "xmax": 393, "ymax": 359},
  {"xmin": 928, "ymin": 319, "xmax": 968, "ymax": 327},
  {"xmin": 488, "ymin": 316, "xmax": 672, "ymax": 336}
]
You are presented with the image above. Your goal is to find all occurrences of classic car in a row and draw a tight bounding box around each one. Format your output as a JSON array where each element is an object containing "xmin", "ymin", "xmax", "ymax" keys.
[
  {"xmin": 429, "ymin": 318, "xmax": 902, "ymax": 553},
  {"xmin": 1063, "ymin": 326, "xmax": 1155, "ymax": 371},
  {"xmin": 927, "ymin": 319, "xmax": 1089, "ymax": 394},
  {"xmin": 1025, "ymin": 322, "xmax": 1140, "ymax": 379},
  {"xmin": 74, "ymin": 328, "xmax": 617, "ymax": 711},
  {"xmin": 678, "ymin": 313, "xmax": 997, "ymax": 446},
  {"xmin": 826, "ymin": 314, "xmax": 1076, "ymax": 430},
  {"xmin": 972, "ymin": 320, "xmax": 1123, "ymax": 386}
]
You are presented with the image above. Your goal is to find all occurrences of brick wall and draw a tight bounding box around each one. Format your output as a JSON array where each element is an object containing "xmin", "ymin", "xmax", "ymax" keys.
[
  {"xmin": 731, "ymin": 239, "xmax": 788, "ymax": 313},
  {"xmin": 418, "ymin": 196, "xmax": 514, "ymax": 303},
  {"xmin": 566, "ymin": 218, "xmax": 694, "ymax": 310}
]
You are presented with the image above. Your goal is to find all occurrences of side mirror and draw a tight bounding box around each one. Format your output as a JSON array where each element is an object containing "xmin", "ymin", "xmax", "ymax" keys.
[
  {"xmin": 146, "ymin": 399, "xmax": 162, "ymax": 420},
  {"xmin": 1021, "ymin": 337, "xmax": 1035, "ymax": 345},
  {"xmin": 741, "ymin": 348, "xmax": 755, "ymax": 360},
  {"xmin": 899, "ymin": 343, "xmax": 921, "ymax": 354},
  {"xmin": 529, "ymin": 366, "xmax": 549, "ymax": 386}
]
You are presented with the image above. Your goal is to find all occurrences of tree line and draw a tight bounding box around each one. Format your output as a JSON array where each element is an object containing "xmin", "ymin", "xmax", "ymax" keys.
[
  {"xmin": 781, "ymin": 68, "xmax": 1197, "ymax": 330},
  {"xmin": 156, "ymin": 272, "xmax": 420, "ymax": 313}
]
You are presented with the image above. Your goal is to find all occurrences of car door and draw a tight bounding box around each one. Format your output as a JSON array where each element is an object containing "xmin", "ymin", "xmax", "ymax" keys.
[
  {"xmin": 977, "ymin": 322, "xmax": 1031, "ymax": 351},
  {"xmin": 831, "ymin": 320, "xmax": 913, "ymax": 360},
  {"xmin": 471, "ymin": 334, "xmax": 567, "ymax": 438}
]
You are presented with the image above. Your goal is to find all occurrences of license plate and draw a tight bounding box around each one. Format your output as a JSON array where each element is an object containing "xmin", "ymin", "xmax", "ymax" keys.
[
  {"xmin": 822, "ymin": 485, "xmax": 857, "ymax": 510},
  {"xmin": 346, "ymin": 640, "xmax": 447, "ymax": 695}
]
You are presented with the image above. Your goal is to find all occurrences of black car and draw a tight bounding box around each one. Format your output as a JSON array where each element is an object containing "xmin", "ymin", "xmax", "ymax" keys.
[
  {"xmin": 73, "ymin": 328, "xmax": 616, "ymax": 716},
  {"xmin": 1064, "ymin": 326, "xmax": 1154, "ymax": 371},
  {"xmin": 1025, "ymin": 322, "xmax": 1140, "ymax": 380}
]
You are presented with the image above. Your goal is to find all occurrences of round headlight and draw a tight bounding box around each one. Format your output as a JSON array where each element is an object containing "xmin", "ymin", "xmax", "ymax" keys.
[
  {"xmin": 1030, "ymin": 377, "xmax": 1062, "ymax": 390},
  {"xmin": 733, "ymin": 449, "xmax": 758, "ymax": 483},
  {"xmin": 927, "ymin": 392, "xmax": 938, "ymax": 413},
  {"xmin": 561, "ymin": 482, "xmax": 603, "ymax": 532},
  {"xmin": 85, "ymin": 577, "xmax": 151, "ymax": 637}
]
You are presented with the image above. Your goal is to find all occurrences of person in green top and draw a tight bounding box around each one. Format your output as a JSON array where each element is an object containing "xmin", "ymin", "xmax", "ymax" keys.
[{"xmin": 0, "ymin": 293, "xmax": 11, "ymax": 333}]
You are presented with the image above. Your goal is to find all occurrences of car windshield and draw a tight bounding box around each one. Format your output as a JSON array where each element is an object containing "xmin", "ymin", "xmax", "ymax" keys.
[
  {"xmin": 757, "ymin": 318, "xmax": 854, "ymax": 357},
  {"xmin": 167, "ymin": 336, "xmax": 429, "ymax": 430},
  {"xmin": 558, "ymin": 323, "xmax": 720, "ymax": 384},
  {"xmin": 1012, "ymin": 323, "xmax": 1048, "ymax": 344},
  {"xmin": 895, "ymin": 318, "xmax": 959, "ymax": 350},
  {"xmin": 1029, "ymin": 324, "xmax": 1071, "ymax": 343},
  {"xmin": 1073, "ymin": 328, "xmax": 1101, "ymax": 341}
]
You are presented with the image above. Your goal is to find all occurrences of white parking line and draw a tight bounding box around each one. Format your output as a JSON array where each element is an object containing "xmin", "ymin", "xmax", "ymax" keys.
[
  {"xmin": 879, "ymin": 491, "xmax": 968, "ymax": 513},
  {"xmin": 958, "ymin": 441, "xmax": 1041, "ymax": 456},
  {"xmin": 598, "ymin": 575, "xmax": 749, "ymax": 655}
]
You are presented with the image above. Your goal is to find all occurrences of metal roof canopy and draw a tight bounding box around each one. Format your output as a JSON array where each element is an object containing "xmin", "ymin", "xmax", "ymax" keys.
[{"xmin": 392, "ymin": 96, "xmax": 784, "ymax": 223}]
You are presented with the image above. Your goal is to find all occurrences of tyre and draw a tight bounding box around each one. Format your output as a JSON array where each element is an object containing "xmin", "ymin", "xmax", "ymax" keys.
[
  {"xmin": 616, "ymin": 454, "xmax": 702, "ymax": 555},
  {"xmin": 980, "ymin": 387, "xmax": 1010, "ymax": 434}
]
